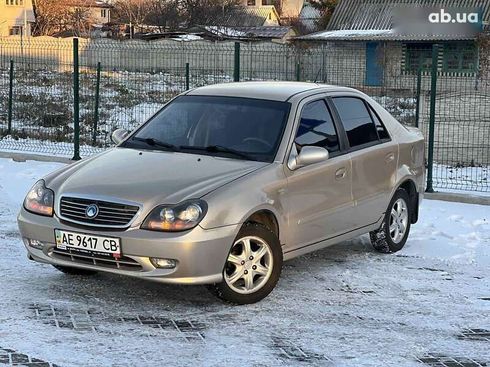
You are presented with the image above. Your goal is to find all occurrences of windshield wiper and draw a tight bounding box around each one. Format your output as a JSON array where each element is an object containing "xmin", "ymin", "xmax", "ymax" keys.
[
  {"xmin": 179, "ymin": 145, "xmax": 256, "ymax": 161},
  {"xmin": 133, "ymin": 137, "xmax": 179, "ymax": 152}
]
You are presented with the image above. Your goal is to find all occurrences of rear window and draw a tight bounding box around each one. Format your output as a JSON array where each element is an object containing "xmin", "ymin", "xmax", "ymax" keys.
[{"xmin": 332, "ymin": 97, "xmax": 379, "ymax": 148}]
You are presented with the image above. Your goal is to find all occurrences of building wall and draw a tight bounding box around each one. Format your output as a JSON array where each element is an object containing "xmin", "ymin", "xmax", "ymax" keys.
[
  {"xmin": 241, "ymin": 0, "xmax": 304, "ymax": 17},
  {"xmin": 68, "ymin": 6, "xmax": 111, "ymax": 25},
  {"xmin": 88, "ymin": 7, "xmax": 111, "ymax": 25},
  {"xmin": 0, "ymin": 37, "xmax": 483, "ymax": 88},
  {"xmin": 0, "ymin": 0, "xmax": 35, "ymax": 37},
  {"xmin": 281, "ymin": 0, "xmax": 304, "ymax": 18}
]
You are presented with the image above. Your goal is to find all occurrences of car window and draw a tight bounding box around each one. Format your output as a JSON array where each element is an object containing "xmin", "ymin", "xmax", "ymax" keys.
[
  {"xmin": 294, "ymin": 100, "xmax": 340, "ymax": 153},
  {"xmin": 368, "ymin": 105, "xmax": 390, "ymax": 141},
  {"xmin": 123, "ymin": 96, "xmax": 290, "ymax": 163},
  {"xmin": 332, "ymin": 97, "xmax": 379, "ymax": 148}
]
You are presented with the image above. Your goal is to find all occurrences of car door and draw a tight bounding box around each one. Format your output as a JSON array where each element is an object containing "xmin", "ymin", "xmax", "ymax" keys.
[
  {"xmin": 283, "ymin": 98, "xmax": 355, "ymax": 252},
  {"xmin": 331, "ymin": 96, "xmax": 398, "ymax": 228}
]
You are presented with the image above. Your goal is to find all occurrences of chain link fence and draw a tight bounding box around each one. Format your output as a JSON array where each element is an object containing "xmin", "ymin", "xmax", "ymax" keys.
[{"xmin": 0, "ymin": 37, "xmax": 488, "ymax": 193}]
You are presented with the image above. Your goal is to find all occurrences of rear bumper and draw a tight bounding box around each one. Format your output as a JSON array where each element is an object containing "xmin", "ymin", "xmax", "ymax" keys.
[{"xmin": 17, "ymin": 208, "xmax": 240, "ymax": 285}]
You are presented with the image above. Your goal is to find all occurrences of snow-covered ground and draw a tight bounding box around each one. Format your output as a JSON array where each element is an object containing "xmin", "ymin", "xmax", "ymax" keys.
[{"xmin": 0, "ymin": 158, "xmax": 489, "ymax": 367}]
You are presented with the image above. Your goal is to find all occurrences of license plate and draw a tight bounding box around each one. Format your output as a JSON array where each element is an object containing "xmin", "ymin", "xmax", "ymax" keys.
[{"xmin": 54, "ymin": 229, "xmax": 121, "ymax": 256}]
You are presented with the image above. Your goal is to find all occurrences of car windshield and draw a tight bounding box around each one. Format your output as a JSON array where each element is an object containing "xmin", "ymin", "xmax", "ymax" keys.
[{"xmin": 122, "ymin": 96, "xmax": 291, "ymax": 162}]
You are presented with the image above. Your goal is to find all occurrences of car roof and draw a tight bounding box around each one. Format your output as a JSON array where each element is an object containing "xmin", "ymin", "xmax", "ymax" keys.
[{"xmin": 185, "ymin": 81, "xmax": 355, "ymax": 102}]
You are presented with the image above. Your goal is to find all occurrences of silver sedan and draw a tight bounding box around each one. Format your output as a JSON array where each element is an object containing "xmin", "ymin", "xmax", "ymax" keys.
[{"xmin": 18, "ymin": 82, "xmax": 425, "ymax": 304}]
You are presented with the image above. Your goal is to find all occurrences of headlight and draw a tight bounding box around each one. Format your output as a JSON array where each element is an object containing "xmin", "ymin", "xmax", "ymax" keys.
[
  {"xmin": 141, "ymin": 200, "xmax": 207, "ymax": 232},
  {"xmin": 24, "ymin": 180, "xmax": 54, "ymax": 217}
]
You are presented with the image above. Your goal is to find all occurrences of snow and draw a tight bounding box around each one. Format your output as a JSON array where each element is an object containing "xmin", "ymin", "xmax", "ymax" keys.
[
  {"xmin": 303, "ymin": 29, "xmax": 393, "ymax": 40},
  {"xmin": 0, "ymin": 158, "xmax": 489, "ymax": 366},
  {"xmin": 171, "ymin": 34, "xmax": 203, "ymax": 42},
  {"xmin": 204, "ymin": 26, "xmax": 248, "ymax": 37}
]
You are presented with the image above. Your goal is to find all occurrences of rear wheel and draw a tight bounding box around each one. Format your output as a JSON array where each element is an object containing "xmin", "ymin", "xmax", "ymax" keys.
[
  {"xmin": 370, "ymin": 188, "xmax": 411, "ymax": 253},
  {"xmin": 208, "ymin": 223, "xmax": 283, "ymax": 304},
  {"xmin": 52, "ymin": 265, "xmax": 98, "ymax": 276}
]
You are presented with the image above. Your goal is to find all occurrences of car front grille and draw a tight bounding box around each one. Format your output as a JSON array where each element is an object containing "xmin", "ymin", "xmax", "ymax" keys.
[
  {"xmin": 51, "ymin": 247, "xmax": 143, "ymax": 272},
  {"xmin": 59, "ymin": 196, "xmax": 139, "ymax": 228}
]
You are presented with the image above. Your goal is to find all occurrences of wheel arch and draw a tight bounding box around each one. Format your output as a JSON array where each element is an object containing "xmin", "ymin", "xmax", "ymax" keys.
[
  {"xmin": 395, "ymin": 178, "xmax": 419, "ymax": 224},
  {"xmin": 242, "ymin": 209, "xmax": 280, "ymax": 241}
]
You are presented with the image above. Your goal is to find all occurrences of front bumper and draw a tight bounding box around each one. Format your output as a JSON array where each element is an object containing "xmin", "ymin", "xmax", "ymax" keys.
[{"xmin": 17, "ymin": 207, "xmax": 240, "ymax": 285}]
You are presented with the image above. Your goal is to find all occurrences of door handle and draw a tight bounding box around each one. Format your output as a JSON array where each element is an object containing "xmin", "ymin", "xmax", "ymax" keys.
[
  {"xmin": 335, "ymin": 168, "xmax": 347, "ymax": 180},
  {"xmin": 385, "ymin": 152, "xmax": 395, "ymax": 163}
]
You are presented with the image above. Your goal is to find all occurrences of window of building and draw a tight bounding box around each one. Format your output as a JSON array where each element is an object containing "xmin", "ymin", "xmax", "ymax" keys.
[
  {"xmin": 404, "ymin": 43, "xmax": 433, "ymax": 73},
  {"xmin": 295, "ymin": 100, "xmax": 340, "ymax": 154},
  {"xmin": 332, "ymin": 97, "xmax": 379, "ymax": 148},
  {"xmin": 443, "ymin": 42, "xmax": 477, "ymax": 73},
  {"xmin": 247, "ymin": 0, "xmax": 255, "ymax": 5},
  {"xmin": 9, "ymin": 26, "xmax": 22, "ymax": 36},
  {"xmin": 6, "ymin": 0, "xmax": 23, "ymax": 5},
  {"xmin": 101, "ymin": 9, "xmax": 107, "ymax": 18}
]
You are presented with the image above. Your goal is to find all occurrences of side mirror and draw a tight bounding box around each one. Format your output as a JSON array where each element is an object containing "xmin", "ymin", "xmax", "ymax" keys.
[
  {"xmin": 111, "ymin": 128, "xmax": 129, "ymax": 145},
  {"xmin": 288, "ymin": 146, "xmax": 329, "ymax": 170}
]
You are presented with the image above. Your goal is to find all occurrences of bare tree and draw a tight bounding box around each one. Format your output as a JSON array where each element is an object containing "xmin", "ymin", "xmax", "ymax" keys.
[
  {"xmin": 145, "ymin": 0, "xmax": 182, "ymax": 31},
  {"xmin": 309, "ymin": 0, "xmax": 338, "ymax": 30},
  {"xmin": 33, "ymin": 0, "xmax": 93, "ymax": 36},
  {"xmin": 178, "ymin": 0, "xmax": 242, "ymax": 27},
  {"xmin": 112, "ymin": 0, "xmax": 149, "ymax": 34}
]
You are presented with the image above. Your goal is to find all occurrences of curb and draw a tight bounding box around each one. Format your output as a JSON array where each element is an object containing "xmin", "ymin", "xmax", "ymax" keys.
[
  {"xmin": 425, "ymin": 192, "xmax": 490, "ymax": 206},
  {"xmin": 0, "ymin": 151, "xmax": 73, "ymax": 164}
]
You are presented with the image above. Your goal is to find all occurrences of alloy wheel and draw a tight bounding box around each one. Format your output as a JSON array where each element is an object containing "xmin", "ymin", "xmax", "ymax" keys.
[
  {"xmin": 224, "ymin": 236, "xmax": 273, "ymax": 294},
  {"xmin": 389, "ymin": 198, "xmax": 409, "ymax": 243}
]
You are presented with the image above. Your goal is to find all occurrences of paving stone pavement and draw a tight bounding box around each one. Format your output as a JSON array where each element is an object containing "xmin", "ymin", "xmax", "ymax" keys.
[
  {"xmin": 417, "ymin": 353, "xmax": 488, "ymax": 367},
  {"xmin": 1, "ymin": 195, "xmax": 489, "ymax": 366},
  {"xmin": 0, "ymin": 347, "xmax": 60, "ymax": 367}
]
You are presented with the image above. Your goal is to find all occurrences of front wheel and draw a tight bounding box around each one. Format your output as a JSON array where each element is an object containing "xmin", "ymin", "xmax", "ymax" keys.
[
  {"xmin": 208, "ymin": 223, "xmax": 283, "ymax": 304},
  {"xmin": 370, "ymin": 188, "xmax": 411, "ymax": 253}
]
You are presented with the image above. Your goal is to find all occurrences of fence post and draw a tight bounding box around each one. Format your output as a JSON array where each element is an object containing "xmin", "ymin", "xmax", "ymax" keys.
[
  {"xmin": 92, "ymin": 61, "xmax": 101, "ymax": 146},
  {"xmin": 296, "ymin": 62, "xmax": 301, "ymax": 81},
  {"xmin": 233, "ymin": 42, "xmax": 240, "ymax": 82},
  {"xmin": 72, "ymin": 38, "xmax": 80, "ymax": 160},
  {"xmin": 185, "ymin": 62, "xmax": 190, "ymax": 90},
  {"xmin": 7, "ymin": 59, "xmax": 14, "ymax": 135},
  {"xmin": 426, "ymin": 44, "xmax": 439, "ymax": 193},
  {"xmin": 415, "ymin": 68, "xmax": 422, "ymax": 128}
]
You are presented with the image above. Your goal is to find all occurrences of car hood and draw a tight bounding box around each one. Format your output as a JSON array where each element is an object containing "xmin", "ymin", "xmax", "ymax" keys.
[{"xmin": 45, "ymin": 147, "xmax": 267, "ymax": 211}]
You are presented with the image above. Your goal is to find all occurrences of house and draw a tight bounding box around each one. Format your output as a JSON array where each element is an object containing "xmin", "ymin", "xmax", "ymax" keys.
[
  {"xmin": 242, "ymin": 0, "xmax": 305, "ymax": 20},
  {"xmin": 66, "ymin": 0, "xmax": 113, "ymax": 26},
  {"xmin": 199, "ymin": 26, "xmax": 295, "ymax": 42},
  {"xmin": 298, "ymin": 1, "xmax": 322, "ymax": 32},
  {"xmin": 194, "ymin": 5, "xmax": 296, "ymax": 42},
  {"xmin": 239, "ymin": 6, "xmax": 281, "ymax": 26},
  {"xmin": 0, "ymin": 0, "xmax": 35, "ymax": 37},
  {"xmin": 296, "ymin": 0, "xmax": 490, "ymax": 87}
]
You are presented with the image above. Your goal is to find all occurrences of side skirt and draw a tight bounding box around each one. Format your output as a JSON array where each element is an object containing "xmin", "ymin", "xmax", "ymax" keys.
[{"xmin": 283, "ymin": 217, "xmax": 383, "ymax": 261}]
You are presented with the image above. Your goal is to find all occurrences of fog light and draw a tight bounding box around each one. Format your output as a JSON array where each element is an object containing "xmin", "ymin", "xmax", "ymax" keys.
[
  {"xmin": 26, "ymin": 238, "xmax": 44, "ymax": 250},
  {"xmin": 150, "ymin": 258, "xmax": 177, "ymax": 269}
]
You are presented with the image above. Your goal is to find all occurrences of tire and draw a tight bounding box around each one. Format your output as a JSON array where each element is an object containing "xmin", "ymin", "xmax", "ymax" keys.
[
  {"xmin": 370, "ymin": 188, "xmax": 411, "ymax": 253},
  {"xmin": 52, "ymin": 265, "xmax": 98, "ymax": 276},
  {"xmin": 208, "ymin": 222, "xmax": 283, "ymax": 305}
]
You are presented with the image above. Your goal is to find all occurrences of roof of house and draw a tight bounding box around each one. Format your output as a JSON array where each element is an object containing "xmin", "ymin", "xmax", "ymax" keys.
[
  {"xmin": 299, "ymin": 2, "xmax": 322, "ymax": 32},
  {"xmin": 216, "ymin": 6, "xmax": 280, "ymax": 27},
  {"xmin": 202, "ymin": 26, "xmax": 292, "ymax": 40},
  {"xmin": 297, "ymin": 0, "xmax": 490, "ymax": 41},
  {"xmin": 66, "ymin": 0, "xmax": 113, "ymax": 9}
]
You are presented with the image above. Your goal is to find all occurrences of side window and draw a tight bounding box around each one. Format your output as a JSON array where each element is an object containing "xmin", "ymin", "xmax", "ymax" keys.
[
  {"xmin": 295, "ymin": 100, "xmax": 340, "ymax": 153},
  {"xmin": 368, "ymin": 105, "xmax": 390, "ymax": 141},
  {"xmin": 332, "ymin": 97, "xmax": 379, "ymax": 148}
]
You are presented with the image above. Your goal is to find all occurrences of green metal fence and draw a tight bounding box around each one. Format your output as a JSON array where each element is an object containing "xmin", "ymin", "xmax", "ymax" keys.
[{"xmin": 0, "ymin": 37, "xmax": 488, "ymax": 193}]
